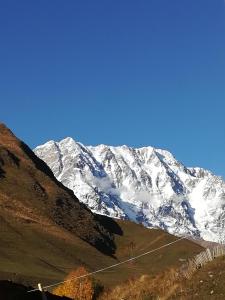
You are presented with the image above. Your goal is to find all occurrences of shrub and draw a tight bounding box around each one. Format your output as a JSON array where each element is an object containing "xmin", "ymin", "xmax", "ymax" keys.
[{"xmin": 53, "ymin": 266, "xmax": 94, "ymax": 300}]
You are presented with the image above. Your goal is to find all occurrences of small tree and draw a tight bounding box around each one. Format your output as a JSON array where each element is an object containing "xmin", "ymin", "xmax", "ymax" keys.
[{"xmin": 53, "ymin": 266, "xmax": 94, "ymax": 300}]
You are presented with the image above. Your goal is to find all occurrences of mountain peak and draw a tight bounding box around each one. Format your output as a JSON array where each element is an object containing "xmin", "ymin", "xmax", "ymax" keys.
[{"xmin": 34, "ymin": 137, "xmax": 225, "ymax": 244}]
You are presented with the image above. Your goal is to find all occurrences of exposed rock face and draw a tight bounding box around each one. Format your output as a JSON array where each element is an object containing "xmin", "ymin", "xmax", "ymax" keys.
[{"xmin": 35, "ymin": 137, "xmax": 225, "ymax": 243}]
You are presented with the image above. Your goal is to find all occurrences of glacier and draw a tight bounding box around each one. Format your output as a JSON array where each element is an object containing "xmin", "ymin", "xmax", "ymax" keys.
[{"xmin": 34, "ymin": 138, "xmax": 225, "ymax": 243}]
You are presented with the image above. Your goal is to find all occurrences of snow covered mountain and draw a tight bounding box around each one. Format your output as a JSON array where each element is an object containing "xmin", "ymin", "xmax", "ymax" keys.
[{"xmin": 34, "ymin": 138, "xmax": 225, "ymax": 243}]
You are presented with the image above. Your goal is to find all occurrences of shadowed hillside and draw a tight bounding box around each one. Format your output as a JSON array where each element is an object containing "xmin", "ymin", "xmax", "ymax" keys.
[{"xmin": 0, "ymin": 281, "xmax": 71, "ymax": 300}]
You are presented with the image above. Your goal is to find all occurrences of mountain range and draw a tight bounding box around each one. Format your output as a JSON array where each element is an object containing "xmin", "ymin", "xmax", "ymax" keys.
[
  {"xmin": 0, "ymin": 123, "xmax": 202, "ymax": 289},
  {"xmin": 35, "ymin": 137, "xmax": 225, "ymax": 244}
]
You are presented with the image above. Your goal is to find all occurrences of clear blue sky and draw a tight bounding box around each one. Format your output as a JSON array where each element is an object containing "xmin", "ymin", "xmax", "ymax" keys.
[{"xmin": 0, "ymin": 0, "xmax": 225, "ymax": 178}]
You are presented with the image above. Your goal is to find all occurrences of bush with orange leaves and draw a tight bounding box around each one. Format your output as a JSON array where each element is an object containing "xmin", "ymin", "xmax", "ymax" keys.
[{"xmin": 53, "ymin": 266, "xmax": 95, "ymax": 300}]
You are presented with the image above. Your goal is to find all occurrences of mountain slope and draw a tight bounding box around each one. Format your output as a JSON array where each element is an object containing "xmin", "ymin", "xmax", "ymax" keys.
[
  {"xmin": 35, "ymin": 138, "xmax": 225, "ymax": 243},
  {"xmin": 0, "ymin": 123, "xmax": 203, "ymax": 289},
  {"xmin": 177, "ymin": 256, "xmax": 225, "ymax": 299},
  {"xmin": 0, "ymin": 123, "xmax": 115, "ymax": 255}
]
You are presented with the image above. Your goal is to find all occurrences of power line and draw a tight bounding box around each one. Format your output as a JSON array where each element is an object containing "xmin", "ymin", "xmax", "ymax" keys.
[{"xmin": 28, "ymin": 236, "xmax": 185, "ymax": 293}]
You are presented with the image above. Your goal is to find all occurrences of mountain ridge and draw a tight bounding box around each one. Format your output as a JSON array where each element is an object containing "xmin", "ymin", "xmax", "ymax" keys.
[
  {"xmin": 35, "ymin": 137, "xmax": 225, "ymax": 244},
  {"xmin": 0, "ymin": 123, "xmax": 116, "ymax": 255},
  {"xmin": 0, "ymin": 123, "xmax": 203, "ymax": 289}
]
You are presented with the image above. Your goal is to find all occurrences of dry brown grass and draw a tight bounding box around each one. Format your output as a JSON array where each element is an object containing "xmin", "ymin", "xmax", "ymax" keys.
[
  {"xmin": 175, "ymin": 256, "xmax": 225, "ymax": 299},
  {"xmin": 99, "ymin": 267, "xmax": 181, "ymax": 300},
  {"xmin": 98, "ymin": 253, "xmax": 225, "ymax": 300}
]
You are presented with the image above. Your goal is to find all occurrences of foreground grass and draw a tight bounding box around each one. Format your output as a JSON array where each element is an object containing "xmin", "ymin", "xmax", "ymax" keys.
[
  {"xmin": 0, "ymin": 215, "xmax": 202, "ymax": 289},
  {"xmin": 98, "ymin": 256, "xmax": 225, "ymax": 300},
  {"xmin": 176, "ymin": 256, "xmax": 225, "ymax": 299}
]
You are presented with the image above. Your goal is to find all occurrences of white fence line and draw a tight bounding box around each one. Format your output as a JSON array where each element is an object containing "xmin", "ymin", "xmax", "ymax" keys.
[{"xmin": 180, "ymin": 245, "xmax": 225, "ymax": 279}]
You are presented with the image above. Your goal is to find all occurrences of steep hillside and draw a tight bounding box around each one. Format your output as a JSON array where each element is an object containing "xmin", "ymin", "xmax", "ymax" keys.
[
  {"xmin": 0, "ymin": 124, "xmax": 203, "ymax": 291},
  {"xmin": 0, "ymin": 123, "xmax": 114, "ymax": 254},
  {"xmin": 35, "ymin": 137, "xmax": 225, "ymax": 243}
]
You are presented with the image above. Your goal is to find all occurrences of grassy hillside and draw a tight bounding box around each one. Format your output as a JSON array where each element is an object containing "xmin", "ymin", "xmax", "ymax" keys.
[
  {"xmin": 0, "ymin": 123, "xmax": 203, "ymax": 294},
  {"xmin": 176, "ymin": 256, "xmax": 225, "ymax": 299},
  {"xmin": 95, "ymin": 219, "xmax": 203, "ymax": 287},
  {"xmin": 99, "ymin": 246, "xmax": 225, "ymax": 299},
  {"xmin": 0, "ymin": 123, "xmax": 115, "ymax": 255},
  {"xmin": 0, "ymin": 213, "xmax": 203, "ymax": 290}
]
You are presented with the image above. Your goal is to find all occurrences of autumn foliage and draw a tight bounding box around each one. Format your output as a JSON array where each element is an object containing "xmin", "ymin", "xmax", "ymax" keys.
[{"xmin": 53, "ymin": 266, "xmax": 94, "ymax": 300}]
